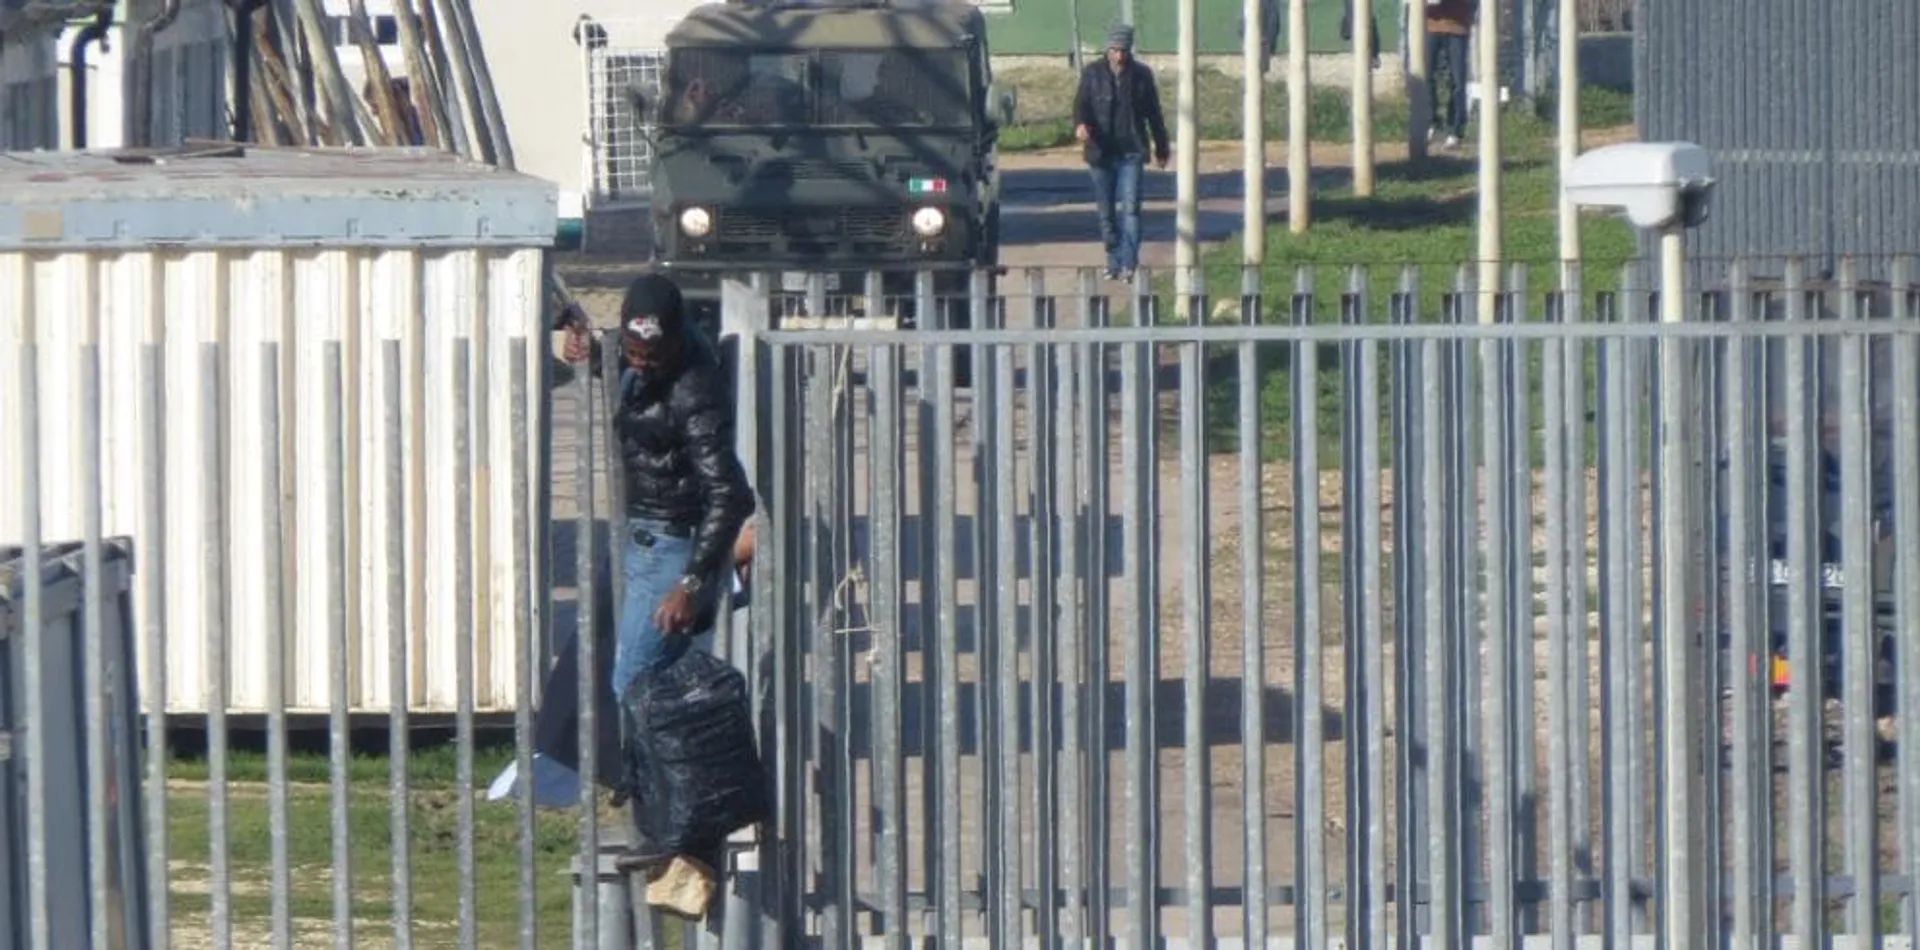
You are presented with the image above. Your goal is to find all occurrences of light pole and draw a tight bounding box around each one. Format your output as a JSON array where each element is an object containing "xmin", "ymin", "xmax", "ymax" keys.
[{"xmin": 1565, "ymin": 140, "xmax": 1717, "ymax": 950}]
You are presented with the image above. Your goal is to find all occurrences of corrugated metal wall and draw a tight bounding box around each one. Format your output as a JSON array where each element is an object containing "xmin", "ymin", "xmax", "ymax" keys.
[
  {"xmin": 1636, "ymin": 0, "xmax": 1920, "ymax": 280},
  {"xmin": 1, "ymin": 247, "xmax": 551, "ymax": 715}
]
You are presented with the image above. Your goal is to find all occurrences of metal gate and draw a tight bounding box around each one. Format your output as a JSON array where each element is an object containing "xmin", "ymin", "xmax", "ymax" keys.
[
  {"xmin": 724, "ymin": 261, "xmax": 1920, "ymax": 947},
  {"xmin": 6, "ymin": 256, "xmax": 1920, "ymax": 948}
]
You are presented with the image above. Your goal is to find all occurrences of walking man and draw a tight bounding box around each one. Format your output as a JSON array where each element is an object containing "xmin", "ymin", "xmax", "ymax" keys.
[
  {"xmin": 1423, "ymin": 0, "xmax": 1477, "ymax": 150},
  {"xmin": 1072, "ymin": 23, "xmax": 1170, "ymax": 283},
  {"xmin": 562, "ymin": 274, "xmax": 756, "ymax": 702}
]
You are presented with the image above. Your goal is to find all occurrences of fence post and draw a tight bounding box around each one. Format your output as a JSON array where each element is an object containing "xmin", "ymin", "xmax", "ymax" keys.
[{"xmin": 718, "ymin": 278, "xmax": 773, "ymax": 949}]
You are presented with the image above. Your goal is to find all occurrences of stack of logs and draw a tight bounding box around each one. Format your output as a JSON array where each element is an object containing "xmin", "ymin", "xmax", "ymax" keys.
[{"xmin": 240, "ymin": 0, "xmax": 513, "ymax": 168}]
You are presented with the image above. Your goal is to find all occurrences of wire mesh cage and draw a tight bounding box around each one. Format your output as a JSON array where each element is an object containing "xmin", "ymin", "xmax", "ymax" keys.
[{"xmin": 584, "ymin": 45, "xmax": 664, "ymax": 209}]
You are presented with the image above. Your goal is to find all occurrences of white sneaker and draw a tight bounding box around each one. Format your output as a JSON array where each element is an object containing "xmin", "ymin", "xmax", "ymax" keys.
[{"xmin": 1444, "ymin": 134, "xmax": 1461, "ymax": 150}]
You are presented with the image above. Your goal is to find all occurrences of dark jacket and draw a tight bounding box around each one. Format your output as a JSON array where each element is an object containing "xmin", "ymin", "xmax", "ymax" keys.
[
  {"xmin": 1071, "ymin": 59, "xmax": 1170, "ymax": 165},
  {"xmin": 593, "ymin": 335, "xmax": 755, "ymax": 583}
]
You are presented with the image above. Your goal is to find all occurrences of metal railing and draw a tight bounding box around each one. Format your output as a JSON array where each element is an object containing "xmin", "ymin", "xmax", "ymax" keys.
[{"xmin": 3, "ymin": 255, "xmax": 1918, "ymax": 947}]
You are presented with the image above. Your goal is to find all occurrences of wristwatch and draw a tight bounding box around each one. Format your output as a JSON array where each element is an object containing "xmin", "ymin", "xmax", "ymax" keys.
[{"xmin": 679, "ymin": 574, "xmax": 705, "ymax": 597}]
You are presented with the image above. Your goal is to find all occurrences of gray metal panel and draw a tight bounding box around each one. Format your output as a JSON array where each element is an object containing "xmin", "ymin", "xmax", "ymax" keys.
[
  {"xmin": 0, "ymin": 147, "xmax": 559, "ymax": 250},
  {"xmin": 1829, "ymin": 0, "xmax": 1920, "ymax": 266},
  {"xmin": 1638, "ymin": 0, "xmax": 1920, "ymax": 279}
]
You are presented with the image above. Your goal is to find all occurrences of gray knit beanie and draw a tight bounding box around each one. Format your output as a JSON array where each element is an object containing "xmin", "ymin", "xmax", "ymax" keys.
[{"xmin": 1106, "ymin": 24, "xmax": 1135, "ymax": 51}]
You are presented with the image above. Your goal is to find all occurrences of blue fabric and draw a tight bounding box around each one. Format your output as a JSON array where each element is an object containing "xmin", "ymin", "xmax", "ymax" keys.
[
  {"xmin": 611, "ymin": 515, "xmax": 701, "ymax": 700},
  {"xmin": 1088, "ymin": 153, "xmax": 1145, "ymax": 274},
  {"xmin": 1427, "ymin": 33, "xmax": 1471, "ymax": 137}
]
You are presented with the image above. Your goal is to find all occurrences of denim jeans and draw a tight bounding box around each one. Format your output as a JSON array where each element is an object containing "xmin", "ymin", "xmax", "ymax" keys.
[
  {"xmin": 610, "ymin": 515, "xmax": 711, "ymax": 700},
  {"xmin": 1427, "ymin": 33, "xmax": 1470, "ymax": 137},
  {"xmin": 1088, "ymin": 153, "xmax": 1145, "ymax": 274}
]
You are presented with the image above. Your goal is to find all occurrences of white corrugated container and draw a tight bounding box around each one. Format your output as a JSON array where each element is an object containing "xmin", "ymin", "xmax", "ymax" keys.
[{"xmin": 0, "ymin": 147, "xmax": 557, "ymax": 715}]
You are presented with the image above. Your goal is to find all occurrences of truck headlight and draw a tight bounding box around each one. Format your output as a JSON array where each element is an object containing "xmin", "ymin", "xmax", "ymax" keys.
[
  {"xmin": 679, "ymin": 206, "xmax": 713, "ymax": 238},
  {"xmin": 910, "ymin": 206, "xmax": 946, "ymax": 237}
]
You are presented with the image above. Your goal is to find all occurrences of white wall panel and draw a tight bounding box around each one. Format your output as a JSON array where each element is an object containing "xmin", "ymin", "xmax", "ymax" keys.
[{"xmin": 0, "ymin": 245, "xmax": 548, "ymax": 715}]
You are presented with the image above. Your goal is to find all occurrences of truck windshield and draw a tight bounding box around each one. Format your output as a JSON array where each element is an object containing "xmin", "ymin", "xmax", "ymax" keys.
[{"xmin": 663, "ymin": 47, "xmax": 972, "ymax": 128}]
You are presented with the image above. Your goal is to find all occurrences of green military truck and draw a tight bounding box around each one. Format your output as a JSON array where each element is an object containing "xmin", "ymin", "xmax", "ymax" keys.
[{"xmin": 635, "ymin": 0, "xmax": 1015, "ymax": 330}]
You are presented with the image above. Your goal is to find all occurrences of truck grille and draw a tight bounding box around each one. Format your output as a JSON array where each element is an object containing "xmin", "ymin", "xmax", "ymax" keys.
[{"xmin": 716, "ymin": 206, "xmax": 907, "ymax": 253}]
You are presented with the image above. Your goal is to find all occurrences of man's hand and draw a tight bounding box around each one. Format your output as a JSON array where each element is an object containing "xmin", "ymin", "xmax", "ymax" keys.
[
  {"xmin": 1154, "ymin": 155, "xmax": 1170, "ymax": 170},
  {"xmin": 653, "ymin": 581, "xmax": 696, "ymax": 636},
  {"xmin": 1074, "ymin": 123, "xmax": 1090, "ymax": 143},
  {"xmin": 562, "ymin": 324, "xmax": 592, "ymax": 364}
]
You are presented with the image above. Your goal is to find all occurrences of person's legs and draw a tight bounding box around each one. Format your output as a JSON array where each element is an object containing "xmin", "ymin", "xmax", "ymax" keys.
[
  {"xmin": 610, "ymin": 517, "xmax": 699, "ymax": 703},
  {"xmin": 1442, "ymin": 35, "xmax": 1470, "ymax": 138},
  {"xmin": 1425, "ymin": 33, "xmax": 1447, "ymax": 137},
  {"xmin": 1087, "ymin": 157, "xmax": 1121, "ymax": 275},
  {"xmin": 1114, "ymin": 154, "xmax": 1145, "ymax": 276}
]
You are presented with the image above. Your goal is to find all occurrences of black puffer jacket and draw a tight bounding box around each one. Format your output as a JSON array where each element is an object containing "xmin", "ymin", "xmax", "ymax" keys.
[{"xmin": 610, "ymin": 348, "xmax": 755, "ymax": 582}]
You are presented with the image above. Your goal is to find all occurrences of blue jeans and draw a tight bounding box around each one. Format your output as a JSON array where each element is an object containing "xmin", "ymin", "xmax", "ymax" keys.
[
  {"xmin": 1088, "ymin": 153, "xmax": 1145, "ymax": 274},
  {"xmin": 610, "ymin": 516, "xmax": 702, "ymax": 701},
  {"xmin": 1427, "ymin": 33, "xmax": 1470, "ymax": 137}
]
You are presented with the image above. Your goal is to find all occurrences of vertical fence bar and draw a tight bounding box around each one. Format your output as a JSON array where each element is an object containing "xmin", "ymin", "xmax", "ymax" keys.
[
  {"xmin": 1179, "ymin": 292, "xmax": 1213, "ymax": 949},
  {"xmin": 1780, "ymin": 260, "xmax": 1824, "ymax": 949},
  {"xmin": 1120, "ymin": 281, "xmax": 1159, "ymax": 950},
  {"xmin": 1077, "ymin": 267, "xmax": 1113, "ymax": 948},
  {"xmin": 767, "ymin": 337, "xmax": 807, "ymax": 950},
  {"xmin": 1052, "ymin": 303, "xmax": 1085, "ymax": 948},
  {"xmin": 454, "ymin": 337, "xmax": 481, "ymax": 950},
  {"xmin": 12, "ymin": 276, "xmax": 50, "ymax": 950},
  {"xmin": 260, "ymin": 344, "xmax": 294, "ymax": 950},
  {"xmin": 1597, "ymin": 282, "xmax": 1637, "ymax": 943},
  {"xmin": 1480, "ymin": 278, "xmax": 1517, "ymax": 949},
  {"xmin": 382, "ymin": 336, "xmax": 415, "ymax": 950},
  {"xmin": 991, "ymin": 280, "xmax": 1025, "ymax": 950},
  {"xmin": 1027, "ymin": 268, "xmax": 1061, "ymax": 945},
  {"xmin": 1559, "ymin": 267, "xmax": 1595, "ymax": 938},
  {"xmin": 1722, "ymin": 262, "xmax": 1769, "ymax": 946},
  {"xmin": 1655, "ymin": 241, "xmax": 1707, "ymax": 950},
  {"xmin": 575, "ymin": 327, "xmax": 602, "ymax": 949},
  {"xmin": 808, "ymin": 342, "xmax": 853, "ymax": 950},
  {"xmin": 924, "ymin": 275, "xmax": 964, "ymax": 950},
  {"xmin": 869, "ymin": 340, "xmax": 908, "ymax": 947},
  {"xmin": 79, "ymin": 330, "xmax": 111, "ymax": 950},
  {"xmin": 1503, "ymin": 265, "xmax": 1540, "ymax": 938},
  {"xmin": 1419, "ymin": 325, "xmax": 1463, "ymax": 948},
  {"xmin": 202, "ymin": 341, "xmax": 233, "ymax": 949},
  {"xmin": 323, "ymin": 339, "xmax": 356, "ymax": 950},
  {"xmin": 1444, "ymin": 269, "xmax": 1482, "ymax": 940},
  {"xmin": 1542, "ymin": 277, "xmax": 1576, "ymax": 950},
  {"xmin": 1238, "ymin": 263, "xmax": 1269, "ymax": 949},
  {"xmin": 1835, "ymin": 260, "xmax": 1878, "ymax": 938},
  {"xmin": 1390, "ymin": 266, "xmax": 1427, "ymax": 949},
  {"xmin": 1292, "ymin": 266, "xmax": 1328, "ymax": 948},
  {"xmin": 1341, "ymin": 265, "xmax": 1388, "ymax": 949},
  {"xmin": 1891, "ymin": 257, "xmax": 1920, "ymax": 941},
  {"xmin": 508, "ymin": 338, "xmax": 537, "ymax": 950},
  {"xmin": 135, "ymin": 326, "xmax": 171, "ymax": 950},
  {"xmin": 913, "ymin": 274, "xmax": 941, "ymax": 942}
]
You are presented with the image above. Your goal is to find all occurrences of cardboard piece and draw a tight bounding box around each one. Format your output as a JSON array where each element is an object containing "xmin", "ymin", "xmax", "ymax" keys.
[{"xmin": 644, "ymin": 854, "xmax": 718, "ymax": 920}]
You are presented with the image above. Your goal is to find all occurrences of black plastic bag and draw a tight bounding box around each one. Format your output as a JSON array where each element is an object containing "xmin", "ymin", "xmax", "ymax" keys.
[{"xmin": 621, "ymin": 650, "xmax": 770, "ymax": 858}]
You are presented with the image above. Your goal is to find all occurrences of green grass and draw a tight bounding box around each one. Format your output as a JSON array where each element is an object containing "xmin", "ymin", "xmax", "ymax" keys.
[
  {"xmin": 161, "ymin": 748, "xmax": 675, "ymax": 948},
  {"xmin": 1112, "ymin": 107, "xmax": 1643, "ymax": 463},
  {"xmin": 993, "ymin": 64, "xmax": 1636, "ymax": 153}
]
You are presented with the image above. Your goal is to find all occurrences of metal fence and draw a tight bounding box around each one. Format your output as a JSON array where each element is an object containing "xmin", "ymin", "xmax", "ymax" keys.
[
  {"xmin": 5, "ymin": 256, "xmax": 1920, "ymax": 948},
  {"xmin": 580, "ymin": 23, "xmax": 667, "ymax": 210}
]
